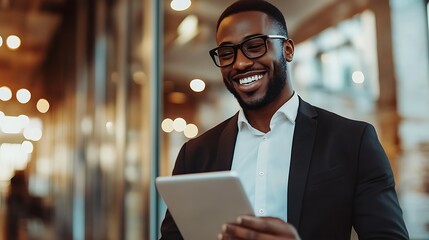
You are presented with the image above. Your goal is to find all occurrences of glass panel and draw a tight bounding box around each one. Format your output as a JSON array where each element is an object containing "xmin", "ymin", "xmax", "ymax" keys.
[{"xmin": 292, "ymin": 11, "xmax": 379, "ymax": 121}]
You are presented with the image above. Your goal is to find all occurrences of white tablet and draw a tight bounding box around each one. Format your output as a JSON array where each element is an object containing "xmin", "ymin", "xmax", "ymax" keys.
[{"xmin": 156, "ymin": 171, "xmax": 254, "ymax": 240}]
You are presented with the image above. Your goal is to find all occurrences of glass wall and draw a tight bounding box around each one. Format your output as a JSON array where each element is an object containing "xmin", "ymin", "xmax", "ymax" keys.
[
  {"xmin": 292, "ymin": 10, "xmax": 379, "ymax": 122},
  {"xmin": 1, "ymin": 0, "xmax": 161, "ymax": 239},
  {"xmin": 390, "ymin": 0, "xmax": 429, "ymax": 238}
]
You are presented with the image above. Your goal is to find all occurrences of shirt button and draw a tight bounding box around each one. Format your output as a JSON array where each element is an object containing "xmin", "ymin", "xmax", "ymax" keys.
[
  {"xmin": 258, "ymin": 209, "xmax": 265, "ymax": 214},
  {"xmin": 258, "ymin": 171, "xmax": 265, "ymax": 176},
  {"xmin": 262, "ymin": 137, "xmax": 267, "ymax": 140}
]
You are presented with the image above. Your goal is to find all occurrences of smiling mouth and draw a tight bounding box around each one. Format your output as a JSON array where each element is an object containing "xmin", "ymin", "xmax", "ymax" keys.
[{"xmin": 239, "ymin": 74, "xmax": 264, "ymax": 85}]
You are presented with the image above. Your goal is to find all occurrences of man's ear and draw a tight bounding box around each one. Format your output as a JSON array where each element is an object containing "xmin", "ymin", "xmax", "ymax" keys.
[{"xmin": 283, "ymin": 39, "xmax": 294, "ymax": 62}]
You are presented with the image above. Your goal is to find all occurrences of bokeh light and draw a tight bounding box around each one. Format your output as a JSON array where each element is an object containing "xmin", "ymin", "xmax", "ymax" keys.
[
  {"xmin": 161, "ymin": 118, "xmax": 174, "ymax": 133},
  {"xmin": 190, "ymin": 79, "xmax": 205, "ymax": 92},
  {"xmin": 352, "ymin": 71, "xmax": 365, "ymax": 84},
  {"xmin": 184, "ymin": 124, "xmax": 198, "ymax": 138},
  {"xmin": 21, "ymin": 141, "xmax": 34, "ymax": 154},
  {"xmin": 16, "ymin": 88, "xmax": 31, "ymax": 103},
  {"xmin": 170, "ymin": 0, "xmax": 191, "ymax": 11},
  {"xmin": 23, "ymin": 127, "xmax": 42, "ymax": 141},
  {"xmin": 0, "ymin": 86, "xmax": 12, "ymax": 101},
  {"xmin": 37, "ymin": 99, "xmax": 50, "ymax": 113},
  {"xmin": 173, "ymin": 118, "xmax": 187, "ymax": 132},
  {"xmin": 18, "ymin": 115, "xmax": 30, "ymax": 128},
  {"xmin": 6, "ymin": 35, "xmax": 21, "ymax": 49},
  {"xmin": 169, "ymin": 92, "xmax": 187, "ymax": 104}
]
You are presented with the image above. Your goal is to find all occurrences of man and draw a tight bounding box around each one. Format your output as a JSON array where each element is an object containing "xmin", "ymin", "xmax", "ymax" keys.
[{"xmin": 160, "ymin": 1, "xmax": 409, "ymax": 239}]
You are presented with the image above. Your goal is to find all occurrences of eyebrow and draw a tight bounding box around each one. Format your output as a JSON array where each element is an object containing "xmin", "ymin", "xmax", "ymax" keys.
[{"xmin": 218, "ymin": 33, "xmax": 264, "ymax": 46}]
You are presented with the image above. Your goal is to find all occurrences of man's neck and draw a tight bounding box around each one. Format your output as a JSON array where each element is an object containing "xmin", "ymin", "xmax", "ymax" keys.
[{"xmin": 244, "ymin": 90, "xmax": 294, "ymax": 133}]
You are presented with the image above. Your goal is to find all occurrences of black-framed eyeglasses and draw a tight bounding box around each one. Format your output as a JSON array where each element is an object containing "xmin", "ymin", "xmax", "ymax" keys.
[{"xmin": 209, "ymin": 34, "xmax": 287, "ymax": 68}]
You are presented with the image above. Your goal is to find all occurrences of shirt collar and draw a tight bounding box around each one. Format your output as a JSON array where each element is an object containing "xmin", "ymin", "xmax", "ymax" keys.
[{"xmin": 237, "ymin": 92, "xmax": 299, "ymax": 131}]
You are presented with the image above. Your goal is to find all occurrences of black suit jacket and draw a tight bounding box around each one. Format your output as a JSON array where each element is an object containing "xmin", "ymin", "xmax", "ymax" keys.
[{"xmin": 160, "ymin": 98, "xmax": 409, "ymax": 240}]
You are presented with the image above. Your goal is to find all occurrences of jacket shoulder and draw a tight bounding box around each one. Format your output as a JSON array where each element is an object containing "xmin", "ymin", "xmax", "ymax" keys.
[
  {"xmin": 310, "ymin": 103, "xmax": 371, "ymax": 130},
  {"xmin": 186, "ymin": 114, "xmax": 237, "ymax": 146}
]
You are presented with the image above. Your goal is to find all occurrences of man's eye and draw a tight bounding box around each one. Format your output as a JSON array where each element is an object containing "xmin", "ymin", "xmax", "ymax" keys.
[
  {"xmin": 218, "ymin": 49, "xmax": 234, "ymax": 59},
  {"xmin": 245, "ymin": 43, "xmax": 265, "ymax": 52}
]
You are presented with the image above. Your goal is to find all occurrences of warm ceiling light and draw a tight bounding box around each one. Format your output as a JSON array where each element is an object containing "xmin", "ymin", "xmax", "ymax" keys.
[
  {"xmin": 37, "ymin": 99, "xmax": 50, "ymax": 113},
  {"xmin": 0, "ymin": 36, "xmax": 3, "ymax": 47},
  {"xmin": 0, "ymin": 86, "xmax": 12, "ymax": 101},
  {"xmin": 0, "ymin": 115, "xmax": 28, "ymax": 134},
  {"xmin": 6, "ymin": 35, "xmax": 21, "ymax": 50},
  {"xmin": 176, "ymin": 14, "xmax": 198, "ymax": 45},
  {"xmin": 161, "ymin": 118, "xmax": 174, "ymax": 133},
  {"xmin": 170, "ymin": 0, "xmax": 191, "ymax": 11},
  {"xmin": 190, "ymin": 79, "xmax": 205, "ymax": 92},
  {"xmin": 184, "ymin": 123, "xmax": 198, "ymax": 138},
  {"xmin": 169, "ymin": 92, "xmax": 187, "ymax": 104},
  {"xmin": 16, "ymin": 88, "xmax": 31, "ymax": 103},
  {"xmin": 21, "ymin": 141, "xmax": 34, "ymax": 154},
  {"xmin": 23, "ymin": 117, "xmax": 43, "ymax": 141},
  {"xmin": 23, "ymin": 127, "xmax": 42, "ymax": 141},
  {"xmin": 18, "ymin": 115, "xmax": 30, "ymax": 128},
  {"xmin": 173, "ymin": 118, "xmax": 187, "ymax": 132},
  {"xmin": 0, "ymin": 143, "xmax": 29, "ymax": 175}
]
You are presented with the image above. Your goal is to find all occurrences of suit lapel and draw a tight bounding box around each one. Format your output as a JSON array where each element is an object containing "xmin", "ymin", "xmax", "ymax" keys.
[
  {"xmin": 210, "ymin": 101, "xmax": 317, "ymax": 228},
  {"xmin": 288, "ymin": 99, "xmax": 318, "ymax": 228},
  {"xmin": 213, "ymin": 113, "xmax": 239, "ymax": 171}
]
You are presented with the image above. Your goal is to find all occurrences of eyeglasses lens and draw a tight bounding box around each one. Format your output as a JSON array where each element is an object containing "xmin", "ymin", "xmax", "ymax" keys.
[{"xmin": 213, "ymin": 37, "xmax": 267, "ymax": 67}]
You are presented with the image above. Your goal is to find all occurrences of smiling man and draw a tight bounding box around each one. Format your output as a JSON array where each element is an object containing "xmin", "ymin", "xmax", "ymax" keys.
[{"xmin": 160, "ymin": 1, "xmax": 409, "ymax": 239}]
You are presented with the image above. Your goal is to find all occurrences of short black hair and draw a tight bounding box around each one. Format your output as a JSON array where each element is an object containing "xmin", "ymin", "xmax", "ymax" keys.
[{"xmin": 216, "ymin": 0, "xmax": 288, "ymax": 37}]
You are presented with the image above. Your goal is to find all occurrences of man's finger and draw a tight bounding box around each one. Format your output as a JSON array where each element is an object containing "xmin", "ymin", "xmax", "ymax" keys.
[
  {"xmin": 236, "ymin": 216, "xmax": 298, "ymax": 237},
  {"xmin": 221, "ymin": 223, "xmax": 282, "ymax": 240}
]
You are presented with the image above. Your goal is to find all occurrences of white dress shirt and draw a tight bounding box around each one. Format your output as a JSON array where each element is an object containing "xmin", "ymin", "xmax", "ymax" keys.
[{"xmin": 231, "ymin": 92, "xmax": 298, "ymax": 222}]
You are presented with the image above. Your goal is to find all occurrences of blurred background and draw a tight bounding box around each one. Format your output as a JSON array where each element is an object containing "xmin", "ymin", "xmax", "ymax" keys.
[{"xmin": 0, "ymin": 0, "xmax": 428, "ymax": 239}]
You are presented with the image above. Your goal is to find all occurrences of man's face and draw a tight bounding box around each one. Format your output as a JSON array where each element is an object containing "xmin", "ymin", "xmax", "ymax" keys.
[{"xmin": 216, "ymin": 11, "xmax": 294, "ymax": 110}]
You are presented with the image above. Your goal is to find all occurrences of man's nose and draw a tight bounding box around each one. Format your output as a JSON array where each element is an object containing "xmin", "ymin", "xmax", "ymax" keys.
[{"xmin": 233, "ymin": 49, "xmax": 253, "ymax": 69}]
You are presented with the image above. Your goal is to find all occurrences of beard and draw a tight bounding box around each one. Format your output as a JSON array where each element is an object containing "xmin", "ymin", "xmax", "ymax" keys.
[{"xmin": 224, "ymin": 55, "xmax": 288, "ymax": 110}]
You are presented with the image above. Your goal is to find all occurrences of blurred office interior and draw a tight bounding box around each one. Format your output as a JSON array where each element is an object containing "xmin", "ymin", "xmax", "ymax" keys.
[{"xmin": 0, "ymin": 0, "xmax": 428, "ymax": 239}]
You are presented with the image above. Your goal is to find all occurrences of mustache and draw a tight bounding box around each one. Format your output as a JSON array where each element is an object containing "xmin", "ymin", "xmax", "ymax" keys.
[{"xmin": 230, "ymin": 68, "xmax": 267, "ymax": 80}]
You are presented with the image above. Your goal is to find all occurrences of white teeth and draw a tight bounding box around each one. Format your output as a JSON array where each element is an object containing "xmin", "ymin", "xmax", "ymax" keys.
[{"xmin": 239, "ymin": 74, "xmax": 263, "ymax": 85}]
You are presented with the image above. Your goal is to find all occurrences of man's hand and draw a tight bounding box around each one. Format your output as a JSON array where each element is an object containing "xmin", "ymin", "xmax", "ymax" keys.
[{"xmin": 218, "ymin": 215, "xmax": 301, "ymax": 240}]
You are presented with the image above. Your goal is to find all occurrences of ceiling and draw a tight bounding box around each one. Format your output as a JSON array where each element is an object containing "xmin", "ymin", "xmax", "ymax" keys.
[
  {"xmin": 163, "ymin": 0, "xmax": 337, "ymax": 83},
  {"xmin": 0, "ymin": 0, "xmax": 343, "ymax": 143},
  {"xmin": 0, "ymin": 0, "xmax": 65, "ymax": 143},
  {"xmin": 0, "ymin": 0, "xmax": 338, "ymax": 95},
  {"xmin": 0, "ymin": 0, "xmax": 65, "ymax": 94}
]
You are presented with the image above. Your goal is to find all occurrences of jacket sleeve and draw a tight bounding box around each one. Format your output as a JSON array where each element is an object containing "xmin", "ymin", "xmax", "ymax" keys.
[
  {"xmin": 159, "ymin": 209, "xmax": 183, "ymax": 240},
  {"xmin": 353, "ymin": 124, "xmax": 409, "ymax": 239}
]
